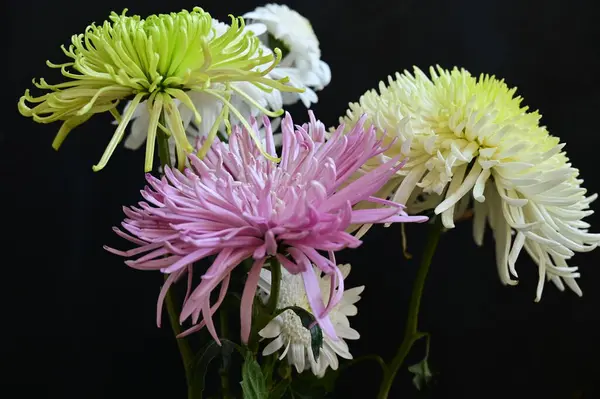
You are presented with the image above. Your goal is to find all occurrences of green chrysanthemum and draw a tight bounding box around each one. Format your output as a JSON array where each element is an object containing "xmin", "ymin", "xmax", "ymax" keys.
[{"xmin": 18, "ymin": 7, "xmax": 301, "ymax": 171}]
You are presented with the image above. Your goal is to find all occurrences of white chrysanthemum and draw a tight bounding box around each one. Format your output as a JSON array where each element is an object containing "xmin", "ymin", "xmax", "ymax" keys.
[
  {"xmin": 258, "ymin": 264, "xmax": 362, "ymax": 377},
  {"xmin": 244, "ymin": 3, "xmax": 331, "ymax": 107},
  {"xmin": 121, "ymin": 19, "xmax": 285, "ymax": 160},
  {"xmin": 341, "ymin": 66, "xmax": 600, "ymax": 301}
]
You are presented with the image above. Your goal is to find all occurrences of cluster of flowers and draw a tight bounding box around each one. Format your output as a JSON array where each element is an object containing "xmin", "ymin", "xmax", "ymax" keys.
[{"xmin": 19, "ymin": 4, "xmax": 599, "ymax": 379}]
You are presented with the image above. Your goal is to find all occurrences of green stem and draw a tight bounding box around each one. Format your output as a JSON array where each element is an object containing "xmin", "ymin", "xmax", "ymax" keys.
[
  {"xmin": 267, "ymin": 259, "xmax": 281, "ymax": 314},
  {"xmin": 157, "ymin": 113, "xmax": 171, "ymax": 169},
  {"xmin": 264, "ymin": 353, "xmax": 278, "ymax": 389},
  {"xmin": 377, "ymin": 219, "xmax": 443, "ymax": 399},
  {"xmin": 164, "ymin": 276, "xmax": 194, "ymax": 396},
  {"xmin": 156, "ymin": 115, "xmax": 194, "ymax": 398},
  {"xmin": 219, "ymin": 309, "xmax": 232, "ymax": 399}
]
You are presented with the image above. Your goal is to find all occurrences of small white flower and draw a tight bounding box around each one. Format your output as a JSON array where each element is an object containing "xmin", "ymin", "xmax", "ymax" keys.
[
  {"xmin": 342, "ymin": 66, "xmax": 600, "ymax": 301},
  {"xmin": 258, "ymin": 264, "xmax": 362, "ymax": 377},
  {"xmin": 244, "ymin": 3, "xmax": 331, "ymax": 107}
]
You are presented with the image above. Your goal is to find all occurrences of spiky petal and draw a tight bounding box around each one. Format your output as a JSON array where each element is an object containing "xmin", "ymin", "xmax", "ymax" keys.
[
  {"xmin": 342, "ymin": 65, "xmax": 600, "ymax": 300},
  {"xmin": 18, "ymin": 7, "xmax": 302, "ymax": 172},
  {"xmin": 106, "ymin": 111, "xmax": 427, "ymax": 343}
]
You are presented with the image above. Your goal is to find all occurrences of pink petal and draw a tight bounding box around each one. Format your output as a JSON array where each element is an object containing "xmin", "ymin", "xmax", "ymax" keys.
[
  {"xmin": 302, "ymin": 263, "xmax": 338, "ymax": 340},
  {"xmin": 203, "ymin": 296, "xmax": 220, "ymax": 345},
  {"xmin": 240, "ymin": 257, "xmax": 266, "ymax": 344},
  {"xmin": 177, "ymin": 274, "xmax": 230, "ymax": 339},
  {"xmin": 156, "ymin": 268, "xmax": 186, "ymax": 327}
]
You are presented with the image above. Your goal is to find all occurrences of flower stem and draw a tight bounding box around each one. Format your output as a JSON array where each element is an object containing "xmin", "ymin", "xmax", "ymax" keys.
[
  {"xmin": 267, "ymin": 259, "xmax": 281, "ymax": 314},
  {"xmin": 156, "ymin": 114, "xmax": 194, "ymax": 398},
  {"xmin": 164, "ymin": 276, "xmax": 194, "ymax": 397},
  {"xmin": 157, "ymin": 121, "xmax": 172, "ymax": 169},
  {"xmin": 377, "ymin": 219, "xmax": 442, "ymax": 399},
  {"xmin": 219, "ymin": 308, "xmax": 232, "ymax": 399}
]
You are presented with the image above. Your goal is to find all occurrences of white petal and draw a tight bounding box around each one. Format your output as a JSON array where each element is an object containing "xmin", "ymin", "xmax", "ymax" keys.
[
  {"xmin": 490, "ymin": 188, "xmax": 518, "ymax": 286},
  {"xmin": 315, "ymin": 60, "xmax": 331, "ymax": 88},
  {"xmin": 338, "ymin": 263, "xmax": 351, "ymax": 279},
  {"xmin": 186, "ymin": 91, "xmax": 223, "ymax": 138},
  {"xmin": 507, "ymin": 232, "xmax": 525, "ymax": 277},
  {"xmin": 311, "ymin": 354, "xmax": 327, "ymax": 377},
  {"xmin": 440, "ymin": 163, "xmax": 467, "ymax": 228},
  {"xmin": 263, "ymin": 336, "xmax": 284, "ymax": 356},
  {"xmin": 343, "ymin": 286, "xmax": 365, "ymax": 299},
  {"xmin": 563, "ymin": 276, "xmax": 583, "ymax": 297},
  {"xmin": 245, "ymin": 22, "xmax": 267, "ymax": 36},
  {"xmin": 472, "ymin": 193, "xmax": 489, "ymax": 246},
  {"xmin": 290, "ymin": 344, "xmax": 305, "ymax": 373},
  {"xmin": 325, "ymin": 337, "xmax": 351, "ymax": 359},
  {"xmin": 550, "ymin": 275, "xmax": 565, "ymax": 291},
  {"xmin": 243, "ymin": 11, "xmax": 280, "ymax": 22},
  {"xmin": 340, "ymin": 304, "xmax": 358, "ymax": 316},
  {"xmin": 534, "ymin": 246, "xmax": 547, "ymax": 302},
  {"xmin": 279, "ymin": 339, "xmax": 291, "ymax": 360},
  {"xmin": 259, "ymin": 321, "xmax": 282, "ymax": 339},
  {"xmin": 473, "ymin": 168, "xmax": 491, "ymax": 202},
  {"xmin": 335, "ymin": 325, "xmax": 360, "ymax": 340},
  {"xmin": 435, "ymin": 162, "xmax": 482, "ymax": 214},
  {"xmin": 123, "ymin": 104, "xmax": 151, "ymax": 150},
  {"xmin": 321, "ymin": 345, "xmax": 339, "ymax": 370},
  {"xmin": 392, "ymin": 164, "xmax": 428, "ymax": 207}
]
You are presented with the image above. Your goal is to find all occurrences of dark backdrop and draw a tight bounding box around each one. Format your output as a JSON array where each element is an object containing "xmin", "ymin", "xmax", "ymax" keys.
[{"xmin": 4, "ymin": 0, "xmax": 600, "ymax": 398}]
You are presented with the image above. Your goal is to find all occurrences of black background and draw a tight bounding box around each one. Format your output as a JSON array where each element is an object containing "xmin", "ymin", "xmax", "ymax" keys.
[{"xmin": 4, "ymin": 0, "xmax": 600, "ymax": 398}]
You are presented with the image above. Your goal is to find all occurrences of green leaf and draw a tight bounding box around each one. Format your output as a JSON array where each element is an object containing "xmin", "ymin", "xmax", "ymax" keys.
[
  {"xmin": 286, "ymin": 382, "xmax": 326, "ymax": 399},
  {"xmin": 308, "ymin": 324, "xmax": 323, "ymax": 362},
  {"xmin": 319, "ymin": 369, "xmax": 340, "ymax": 393},
  {"xmin": 241, "ymin": 352, "xmax": 268, "ymax": 399},
  {"xmin": 408, "ymin": 357, "xmax": 433, "ymax": 391},
  {"xmin": 189, "ymin": 339, "xmax": 238, "ymax": 399},
  {"xmin": 285, "ymin": 371, "xmax": 331, "ymax": 399},
  {"xmin": 273, "ymin": 306, "xmax": 323, "ymax": 361},
  {"xmin": 277, "ymin": 359, "xmax": 292, "ymax": 380},
  {"xmin": 220, "ymin": 339, "xmax": 235, "ymax": 370},
  {"xmin": 268, "ymin": 379, "xmax": 290, "ymax": 399}
]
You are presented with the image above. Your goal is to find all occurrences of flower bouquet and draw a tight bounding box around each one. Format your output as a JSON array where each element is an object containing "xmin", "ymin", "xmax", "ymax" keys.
[{"xmin": 18, "ymin": 4, "xmax": 599, "ymax": 398}]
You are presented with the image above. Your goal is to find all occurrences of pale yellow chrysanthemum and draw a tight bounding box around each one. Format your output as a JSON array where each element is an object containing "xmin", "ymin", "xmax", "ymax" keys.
[
  {"xmin": 341, "ymin": 66, "xmax": 600, "ymax": 300},
  {"xmin": 18, "ymin": 7, "xmax": 301, "ymax": 172}
]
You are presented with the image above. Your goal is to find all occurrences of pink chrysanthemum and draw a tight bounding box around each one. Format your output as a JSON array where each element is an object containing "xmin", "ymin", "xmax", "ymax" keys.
[{"xmin": 106, "ymin": 111, "xmax": 428, "ymax": 344}]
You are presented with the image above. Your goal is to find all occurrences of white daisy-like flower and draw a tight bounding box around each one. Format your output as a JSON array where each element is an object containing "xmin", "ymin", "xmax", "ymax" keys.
[
  {"xmin": 258, "ymin": 264, "xmax": 362, "ymax": 377},
  {"xmin": 244, "ymin": 3, "xmax": 331, "ymax": 107},
  {"xmin": 121, "ymin": 19, "xmax": 285, "ymax": 161},
  {"xmin": 341, "ymin": 66, "xmax": 600, "ymax": 301}
]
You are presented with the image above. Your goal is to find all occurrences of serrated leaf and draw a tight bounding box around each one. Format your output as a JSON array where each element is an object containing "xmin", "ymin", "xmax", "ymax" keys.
[
  {"xmin": 241, "ymin": 352, "xmax": 268, "ymax": 399},
  {"xmin": 408, "ymin": 357, "xmax": 433, "ymax": 391}
]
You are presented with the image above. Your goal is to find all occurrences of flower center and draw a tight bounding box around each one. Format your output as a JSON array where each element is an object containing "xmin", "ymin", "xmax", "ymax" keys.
[{"xmin": 277, "ymin": 275, "xmax": 313, "ymax": 346}]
